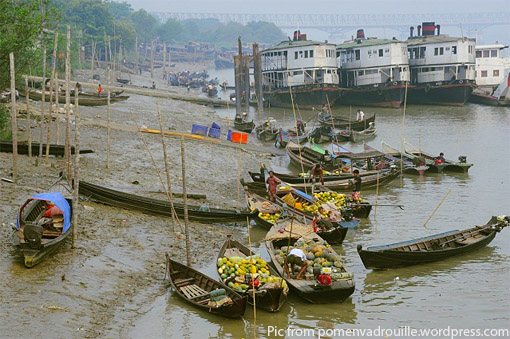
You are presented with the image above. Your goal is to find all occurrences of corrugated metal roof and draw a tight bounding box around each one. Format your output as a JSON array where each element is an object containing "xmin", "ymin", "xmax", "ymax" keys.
[
  {"xmin": 337, "ymin": 38, "xmax": 401, "ymax": 49},
  {"xmin": 262, "ymin": 40, "xmax": 335, "ymax": 52},
  {"xmin": 407, "ymin": 35, "xmax": 474, "ymax": 46}
]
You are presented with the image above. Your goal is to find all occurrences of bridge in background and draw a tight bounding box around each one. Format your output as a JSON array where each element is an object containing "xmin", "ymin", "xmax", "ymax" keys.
[{"xmin": 151, "ymin": 12, "xmax": 510, "ymax": 39}]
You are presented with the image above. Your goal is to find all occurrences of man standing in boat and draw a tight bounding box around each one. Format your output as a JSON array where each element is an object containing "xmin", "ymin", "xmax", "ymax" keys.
[
  {"xmin": 266, "ymin": 171, "xmax": 281, "ymax": 202},
  {"xmin": 309, "ymin": 164, "xmax": 325, "ymax": 186},
  {"xmin": 356, "ymin": 109, "xmax": 365, "ymax": 121},
  {"xmin": 284, "ymin": 248, "xmax": 307, "ymax": 280},
  {"xmin": 352, "ymin": 169, "xmax": 362, "ymax": 202},
  {"xmin": 435, "ymin": 152, "xmax": 446, "ymax": 164}
]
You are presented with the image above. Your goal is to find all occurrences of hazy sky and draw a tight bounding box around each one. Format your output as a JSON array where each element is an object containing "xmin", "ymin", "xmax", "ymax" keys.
[{"xmin": 124, "ymin": 0, "xmax": 509, "ymax": 14}]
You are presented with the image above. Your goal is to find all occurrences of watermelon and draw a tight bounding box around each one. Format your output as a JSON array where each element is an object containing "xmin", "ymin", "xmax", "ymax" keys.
[{"xmin": 306, "ymin": 253, "xmax": 315, "ymax": 260}]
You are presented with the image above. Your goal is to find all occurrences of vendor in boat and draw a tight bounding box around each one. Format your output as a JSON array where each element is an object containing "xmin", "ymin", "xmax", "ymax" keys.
[
  {"xmin": 309, "ymin": 163, "xmax": 325, "ymax": 185},
  {"xmin": 313, "ymin": 207, "xmax": 334, "ymax": 232},
  {"xmin": 435, "ymin": 152, "xmax": 446, "ymax": 164},
  {"xmin": 266, "ymin": 171, "xmax": 281, "ymax": 202},
  {"xmin": 352, "ymin": 169, "xmax": 362, "ymax": 202},
  {"xmin": 296, "ymin": 120, "xmax": 305, "ymax": 135},
  {"xmin": 284, "ymin": 248, "xmax": 307, "ymax": 280},
  {"xmin": 97, "ymin": 84, "xmax": 102, "ymax": 97},
  {"xmin": 356, "ymin": 109, "xmax": 365, "ymax": 121}
]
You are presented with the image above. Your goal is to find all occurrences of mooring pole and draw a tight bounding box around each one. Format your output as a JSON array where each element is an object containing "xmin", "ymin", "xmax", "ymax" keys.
[
  {"xmin": 72, "ymin": 89, "xmax": 80, "ymax": 248},
  {"xmin": 38, "ymin": 47, "xmax": 46, "ymax": 165},
  {"xmin": 46, "ymin": 28, "xmax": 59, "ymax": 165},
  {"xmin": 181, "ymin": 136, "xmax": 191, "ymax": 266},
  {"xmin": 234, "ymin": 55, "xmax": 242, "ymax": 115},
  {"xmin": 9, "ymin": 53, "xmax": 18, "ymax": 183},
  {"xmin": 253, "ymin": 43, "xmax": 263, "ymax": 113},
  {"xmin": 25, "ymin": 76, "xmax": 32, "ymax": 158},
  {"xmin": 134, "ymin": 37, "xmax": 138, "ymax": 75},
  {"xmin": 64, "ymin": 25, "xmax": 72, "ymax": 181},
  {"xmin": 150, "ymin": 40, "xmax": 154, "ymax": 79}
]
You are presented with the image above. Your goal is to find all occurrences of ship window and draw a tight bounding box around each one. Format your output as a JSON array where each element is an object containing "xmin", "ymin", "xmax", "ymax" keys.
[
  {"xmin": 310, "ymin": 50, "xmax": 314, "ymax": 58},
  {"xmin": 440, "ymin": 47, "xmax": 444, "ymax": 55},
  {"xmin": 452, "ymin": 46, "xmax": 457, "ymax": 55},
  {"xmin": 481, "ymin": 70, "xmax": 488, "ymax": 77},
  {"xmin": 434, "ymin": 48, "xmax": 438, "ymax": 56},
  {"xmin": 385, "ymin": 49, "xmax": 389, "ymax": 53},
  {"xmin": 299, "ymin": 51, "xmax": 303, "ymax": 58},
  {"xmin": 295, "ymin": 51, "xmax": 298, "ymax": 59},
  {"xmin": 469, "ymin": 45, "xmax": 474, "ymax": 54},
  {"xmin": 358, "ymin": 70, "xmax": 364, "ymax": 76},
  {"xmin": 305, "ymin": 50, "xmax": 308, "ymax": 58},
  {"xmin": 483, "ymin": 50, "xmax": 489, "ymax": 57},
  {"xmin": 446, "ymin": 47, "xmax": 450, "ymax": 51},
  {"xmin": 493, "ymin": 70, "xmax": 499, "ymax": 77},
  {"xmin": 491, "ymin": 50, "xmax": 498, "ymax": 57},
  {"xmin": 293, "ymin": 71, "xmax": 302, "ymax": 76},
  {"xmin": 475, "ymin": 50, "xmax": 481, "ymax": 57},
  {"xmin": 284, "ymin": 51, "xmax": 287, "ymax": 57},
  {"xmin": 378, "ymin": 49, "xmax": 383, "ymax": 57},
  {"xmin": 355, "ymin": 50, "xmax": 360, "ymax": 60},
  {"xmin": 419, "ymin": 47, "xmax": 426, "ymax": 58}
]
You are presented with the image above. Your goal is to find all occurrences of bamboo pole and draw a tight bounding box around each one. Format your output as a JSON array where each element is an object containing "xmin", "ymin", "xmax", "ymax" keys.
[
  {"xmin": 157, "ymin": 103, "xmax": 177, "ymax": 227},
  {"xmin": 10, "ymin": 53, "xmax": 17, "ymax": 183},
  {"xmin": 46, "ymin": 28, "xmax": 58, "ymax": 165},
  {"xmin": 72, "ymin": 90, "xmax": 80, "ymax": 248},
  {"xmin": 134, "ymin": 37, "xmax": 138, "ymax": 75},
  {"xmin": 38, "ymin": 47, "xmax": 46, "ymax": 166},
  {"xmin": 78, "ymin": 33, "xmax": 82, "ymax": 70},
  {"xmin": 90, "ymin": 40, "xmax": 95, "ymax": 71},
  {"xmin": 162, "ymin": 43, "xmax": 166, "ymax": 79},
  {"xmin": 25, "ymin": 76, "xmax": 32, "ymax": 158},
  {"xmin": 65, "ymin": 25, "xmax": 72, "ymax": 181},
  {"xmin": 150, "ymin": 40, "xmax": 154, "ymax": 79},
  {"xmin": 167, "ymin": 49, "xmax": 171, "ymax": 85},
  {"xmin": 401, "ymin": 81, "xmax": 408, "ymax": 186},
  {"xmin": 423, "ymin": 189, "xmax": 451, "ymax": 228},
  {"xmin": 246, "ymin": 216, "xmax": 256, "ymax": 321},
  {"xmin": 181, "ymin": 136, "xmax": 191, "ymax": 266},
  {"xmin": 107, "ymin": 37, "xmax": 111, "ymax": 169},
  {"xmin": 236, "ymin": 139, "xmax": 242, "ymax": 209},
  {"xmin": 55, "ymin": 72, "xmax": 60, "ymax": 144},
  {"xmin": 374, "ymin": 172, "xmax": 380, "ymax": 220}
]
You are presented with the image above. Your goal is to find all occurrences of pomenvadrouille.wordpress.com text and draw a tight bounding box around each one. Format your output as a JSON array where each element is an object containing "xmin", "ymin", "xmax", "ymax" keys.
[{"xmin": 266, "ymin": 325, "xmax": 510, "ymax": 338}]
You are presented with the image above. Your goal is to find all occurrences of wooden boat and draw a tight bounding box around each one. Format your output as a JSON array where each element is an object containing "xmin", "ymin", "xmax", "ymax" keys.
[
  {"xmin": 350, "ymin": 124, "xmax": 377, "ymax": 143},
  {"xmin": 309, "ymin": 126, "xmax": 334, "ymax": 144},
  {"xmin": 265, "ymin": 225, "xmax": 355, "ymax": 303},
  {"xmin": 248, "ymin": 167, "xmax": 381, "ymax": 185},
  {"xmin": 256, "ymin": 123, "xmax": 279, "ymax": 142},
  {"xmin": 319, "ymin": 113, "xmax": 375, "ymax": 131},
  {"xmin": 233, "ymin": 114, "xmax": 255, "ymax": 133},
  {"xmin": 12, "ymin": 193, "xmax": 72, "ymax": 268},
  {"xmin": 166, "ymin": 258, "xmax": 247, "ymax": 318},
  {"xmin": 217, "ymin": 236, "xmax": 288, "ymax": 312},
  {"xmin": 357, "ymin": 216, "xmax": 509, "ymax": 269},
  {"xmin": 286, "ymin": 141, "xmax": 341, "ymax": 171},
  {"xmin": 403, "ymin": 141, "xmax": 473, "ymax": 173},
  {"xmin": 362, "ymin": 144, "xmax": 425, "ymax": 175},
  {"xmin": 78, "ymin": 181, "xmax": 258, "ymax": 223},
  {"xmin": 278, "ymin": 128, "xmax": 309, "ymax": 147},
  {"xmin": 116, "ymin": 78, "xmax": 130, "ymax": 84},
  {"xmin": 381, "ymin": 141, "xmax": 430, "ymax": 175},
  {"xmin": 1, "ymin": 140, "xmax": 93, "ymax": 157},
  {"xmin": 245, "ymin": 190, "xmax": 350, "ymax": 244},
  {"xmin": 25, "ymin": 89, "xmax": 130, "ymax": 106}
]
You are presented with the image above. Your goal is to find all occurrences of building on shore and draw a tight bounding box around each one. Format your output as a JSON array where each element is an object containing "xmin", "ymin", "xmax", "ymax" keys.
[
  {"xmin": 336, "ymin": 29, "xmax": 410, "ymax": 108},
  {"xmin": 406, "ymin": 22, "xmax": 476, "ymax": 106},
  {"xmin": 261, "ymin": 31, "xmax": 340, "ymax": 108}
]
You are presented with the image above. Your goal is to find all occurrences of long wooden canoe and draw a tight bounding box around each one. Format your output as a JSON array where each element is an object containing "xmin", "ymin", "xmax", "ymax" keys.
[
  {"xmin": 286, "ymin": 141, "xmax": 341, "ymax": 171},
  {"xmin": 217, "ymin": 236, "xmax": 288, "ymax": 312},
  {"xmin": 265, "ymin": 225, "xmax": 355, "ymax": 303},
  {"xmin": 357, "ymin": 216, "xmax": 509, "ymax": 269},
  {"xmin": 1, "ymin": 140, "xmax": 93, "ymax": 157},
  {"xmin": 403, "ymin": 141, "xmax": 473, "ymax": 173},
  {"xmin": 166, "ymin": 257, "xmax": 247, "ymax": 318},
  {"xmin": 25, "ymin": 89, "xmax": 129, "ymax": 106},
  {"xmin": 78, "ymin": 181, "xmax": 257, "ymax": 223},
  {"xmin": 319, "ymin": 113, "xmax": 375, "ymax": 130},
  {"xmin": 381, "ymin": 141, "xmax": 430, "ymax": 175}
]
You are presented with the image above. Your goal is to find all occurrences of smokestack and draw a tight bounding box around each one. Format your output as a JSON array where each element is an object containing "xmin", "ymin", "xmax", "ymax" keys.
[
  {"xmin": 293, "ymin": 30, "xmax": 301, "ymax": 41},
  {"xmin": 410, "ymin": 26, "xmax": 414, "ymax": 37},
  {"xmin": 356, "ymin": 29, "xmax": 366, "ymax": 40},
  {"xmin": 422, "ymin": 22, "xmax": 436, "ymax": 36},
  {"xmin": 417, "ymin": 25, "xmax": 422, "ymax": 36},
  {"xmin": 436, "ymin": 24, "xmax": 441, "ymax": 35}
]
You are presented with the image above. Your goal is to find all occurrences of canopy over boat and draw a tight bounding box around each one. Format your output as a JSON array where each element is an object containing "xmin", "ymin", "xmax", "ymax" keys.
[{"xmin": 17, "ymin": 193, "xmax": 71, "ymax": 233}]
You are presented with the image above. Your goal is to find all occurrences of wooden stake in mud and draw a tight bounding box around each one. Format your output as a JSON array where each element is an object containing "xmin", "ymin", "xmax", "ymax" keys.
[
  {"xmin": 46, "ymin": 28, "xmax": 59, "ymax": 165},
  {"xmin": 246, "ymin": 216, "xmax": 256, "ymax": 322},
  {"xmin": 162, "ymin": 43, "xmax": 166, "ymax": 79},
  {"xmin": 25, "ymin": 76, "xmax": 32, "ymax": 158},
  {"xmin": 236, "ymin": 139, "xmax": 242, "ymax": 209},
  {"xmin": 38, "ymin": 47, "xmax": 47, "ymax": 165},
  {"xmin": 181, "ymin": 136, "xmax": 191, "ymax": 266},
  {"xmin": 90, "ymin": 40, "xmax": 95, "ymax": 71},
  {"xmin": 401, "ymin": 81, "xmax": 408, "ymax": 187},
  {"xmin": 65, "ymin": 25, "xmax": 72, "ymax": 181},
  {"xmin": 107, "ymin": 38, "xmax": 112, "ymax": 169},
  {"xmin": 150, "ymin": 40, "xmax": 154, "ymax": 79},
  {"xmin": 234, "ymin": 54, "xmax": 242, "ymax": 114},
  {"xmin": 252, "ymin": 43, "xmax": 263, "ymax": 113},
  {"xmin": 374, "ymin": 172, "xmax": 380, "ymax": 220},
  {"xmin": 243, "ymin": 55, "xmax": 250, "ymax": 112},
  {"xmin": 72, "ymin": 90, "xmax": 80, "ymax": 248},
  {"xmin": 9, "ymin": 53, "xmax": 18, "ymax": 183},
  {"xmin": 158, "ymin": 103, "xmax": 177, "ymax": 227},
  {"xmin": 134, "ymin": 37, "xmax": 138, "ymax": 75},
  {"xmin": 54, "ymin": 72, "xmax": 60, "ymax": 144},
  {"xmin": 423, "ymin": 189, "xmax": 451, "ymax": 229}
]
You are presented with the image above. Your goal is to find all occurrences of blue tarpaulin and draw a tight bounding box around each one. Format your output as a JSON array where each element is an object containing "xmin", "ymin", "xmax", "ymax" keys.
[{"xmin": 17, "ymin": 193, "xmax": 71, "ymax": 233}]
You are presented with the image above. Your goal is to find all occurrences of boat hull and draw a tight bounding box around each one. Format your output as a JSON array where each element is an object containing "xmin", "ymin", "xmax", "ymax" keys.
[
  {"xmin": 264, "ymin": 85, "xmax": 341, "ymax": 109},
  {"xmin": 14, "ymin": 231, "xmax": 70, "ymax": 268},
  {"xmin": 407, "ymin": 82, "xmax": 474, "ymax": 106},
  {"xmin": 468, "ymin": 92, "xmax": 510, "ymax": 107},
  {"xmin": 336, "ymin": 85, "xmax": 404, "ymax": 108}
]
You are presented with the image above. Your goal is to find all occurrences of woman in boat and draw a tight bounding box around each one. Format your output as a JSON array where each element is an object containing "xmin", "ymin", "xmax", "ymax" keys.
[
  {"xmin": 309, "ymin": 164, "xmax": 325, "ymax": 185},
  {"xmin": 284, "ymin": 248, "xmax": 308, "ymax": 280},
  {"xmin": 266, "ymin": 171, "xmax": 281, "ymax": 202},
  {"xmin": 352, "ymin": 169, "xmax": 362, "ymax": 202},
  {"xmin": 435, "ymin": 152, "xmax": 446, "ymax": 164}
]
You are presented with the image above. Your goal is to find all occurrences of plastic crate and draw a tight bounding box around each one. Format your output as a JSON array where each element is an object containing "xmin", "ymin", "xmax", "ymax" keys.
[
  {"xmin": 231, "ymin": 131, "xmax": 248, "ymax": 144},
  {"xmin": 191, "ymin": 124, "xmax": 208, "ymax": 136},
  {"xmin": 208, "ymin": 127, "xmax": 221, "ymax": 139},
  {"xmin": 211, "ymin": 122, "xmax": 221, "ymax": 130},
  {"xmin": 227, "ymin": 130, "xmax": 232, "ymax": 141}
]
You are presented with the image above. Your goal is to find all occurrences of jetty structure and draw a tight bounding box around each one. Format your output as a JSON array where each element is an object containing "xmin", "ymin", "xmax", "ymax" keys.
[
  {"xmin": 405, "ymin": 22, "xmax": 476, "ymax": 106},
  {"xmin": 261, "ymin": 30, "xmax": 340, "ymax": 108},
  {"xmin": 336, "ymin": 29, "xmax": 410, "ymax": 108}
]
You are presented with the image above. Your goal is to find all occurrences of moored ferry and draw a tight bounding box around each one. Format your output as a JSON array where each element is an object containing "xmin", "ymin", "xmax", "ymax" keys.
[
  {"xmin": 336, "ymin": 29, "xmax": 410, "ymax": 108},
  {"xmin": 406, "ymin": 22, "xmax": 476, "ymax": 106},
  {"xmin": 261, "ymin": 31, "xmax": 341, "ymax": 108}
]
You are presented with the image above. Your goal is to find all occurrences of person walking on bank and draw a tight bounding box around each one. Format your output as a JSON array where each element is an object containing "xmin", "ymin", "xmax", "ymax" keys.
[
  {"xmin": 97, "ymin": 84, "xmax": 102, "ymax": 97},
  {"xmin": 266, "ymin": 171, "xmax": 281, "ymax": 202},
  {"xmin": 352, "ymin": 169, "xmax": 362, "ymax": 202}
]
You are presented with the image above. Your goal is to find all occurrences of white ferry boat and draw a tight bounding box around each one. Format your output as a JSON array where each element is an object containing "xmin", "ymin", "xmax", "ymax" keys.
[
  {"xmin": 469, "ymin": 44, "xmax": 510, "ymax": 106},
  {"xmin": 261, "ymin": 31, "xmax": 340, "ymax": 108},
  {"xmin": 336, "ymin": 29, "xmax": 410, "ymax": 108},
  {"xmin": 406, "ymin": 22, "xmax": 476, "ymax": 106}
]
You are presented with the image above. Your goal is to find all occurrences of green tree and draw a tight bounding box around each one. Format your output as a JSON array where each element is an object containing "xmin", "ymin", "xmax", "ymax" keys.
[
  {"xmin": 157, "ymin": 18, "xmax": 184, "ymax": 43},
  {"xmin": 130, "ymin": 9, "xmax": 158, "ymax": 42},
  {"xmin": 108, "ymin": 1, "xmax": 133, "ymax": 20}
]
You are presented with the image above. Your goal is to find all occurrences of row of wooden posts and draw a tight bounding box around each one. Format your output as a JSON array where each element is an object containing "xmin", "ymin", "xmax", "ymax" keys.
[
  {"xmin": 8, "ymin": 26, "xmax": 192, "ymax": 261},
  {"xmin": 234, "ymin": 38, "xmax": 264, "ymax": 114}
]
